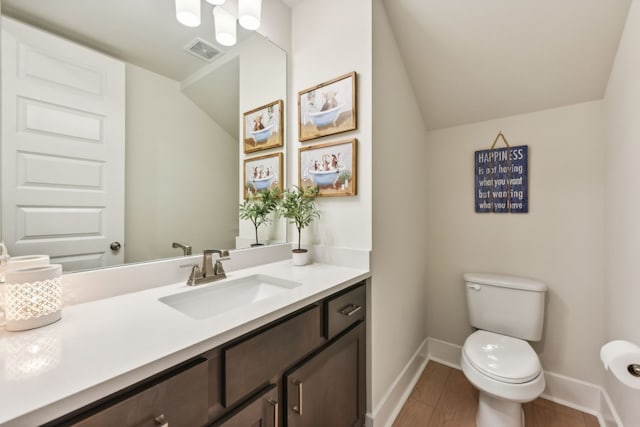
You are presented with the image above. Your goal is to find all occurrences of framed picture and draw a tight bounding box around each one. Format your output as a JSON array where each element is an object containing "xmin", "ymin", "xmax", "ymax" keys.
[
  {"xmin": 299, "ymin": 139, "xmax": 357, "ymax": 197},
  {"xmin": 243, "ymin": 152, "xmax": 283, "ymax": 199},
  {"xmin": 298, "ymin": 72, "xmax": 357, "ymax": 142},
  {"xmin": 243, "ymin": 99, "xmax": 284, "ymax": 154}
]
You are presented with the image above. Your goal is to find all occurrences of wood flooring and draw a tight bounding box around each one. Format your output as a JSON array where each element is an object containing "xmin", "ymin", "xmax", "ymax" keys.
[{"xmin": 392, "ymin": 361, "xmax": 600, "ymax": 427}]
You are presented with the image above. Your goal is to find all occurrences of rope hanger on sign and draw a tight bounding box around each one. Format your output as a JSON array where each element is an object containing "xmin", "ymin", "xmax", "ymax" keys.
[
  {"xmin": 490, "ymin": 131, "xmax": 510, "ymax": 149},
  {"xmin": 488, "ymin": 131, "xmax": 512, "ymax": 213}
]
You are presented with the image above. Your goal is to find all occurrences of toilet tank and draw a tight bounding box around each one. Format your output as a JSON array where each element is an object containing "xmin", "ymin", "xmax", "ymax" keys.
[{"xmin": 464, "ymin": 273, "xmax": 547, "ymax": 341}]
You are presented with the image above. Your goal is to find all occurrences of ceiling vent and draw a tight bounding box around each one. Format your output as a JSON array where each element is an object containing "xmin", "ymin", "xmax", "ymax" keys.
[{"xmin": 184, "ymin": 38, "xmax": 222, "ymax": 62}]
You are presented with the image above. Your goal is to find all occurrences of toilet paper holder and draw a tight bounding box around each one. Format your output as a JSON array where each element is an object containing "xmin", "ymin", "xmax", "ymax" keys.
[{"xmin": 628, "ymin": 364, "xmax": 640, "ymax": 377}]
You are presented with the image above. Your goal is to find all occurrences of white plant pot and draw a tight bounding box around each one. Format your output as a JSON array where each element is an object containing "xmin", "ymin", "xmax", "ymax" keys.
[{"xmin": 291, "ymin": 250, "xmax": 309, "ymax": 266}]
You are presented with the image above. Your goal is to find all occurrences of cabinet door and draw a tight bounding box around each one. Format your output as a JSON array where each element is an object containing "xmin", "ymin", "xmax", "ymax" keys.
[
  {"xmin": 212, "ymin": 384, "xmax": 279, "ymax": 427},
  {"xmin": 71, "ymin": 359, "xmax": 208, "ymax": 427},
  {"xmin": 285, "ymin": 324, "xmax": 365, "ymax": 427}
]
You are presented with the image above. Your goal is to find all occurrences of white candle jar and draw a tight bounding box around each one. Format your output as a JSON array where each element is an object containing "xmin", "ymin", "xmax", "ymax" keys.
[{"xmin": 4, "ymin": 264, "xmax": 62, "ymax": 331}]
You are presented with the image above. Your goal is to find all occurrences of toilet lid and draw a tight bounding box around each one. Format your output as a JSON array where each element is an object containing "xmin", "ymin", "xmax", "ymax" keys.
[{"xmin": 463, "ymin": 330, "xmax": 541, "ymax": 384}]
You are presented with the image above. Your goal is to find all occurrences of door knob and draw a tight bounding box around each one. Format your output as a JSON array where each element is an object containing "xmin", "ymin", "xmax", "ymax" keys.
[{"xmin": 110, "ymin": 241, "xmax": 121, "ymax": 251}]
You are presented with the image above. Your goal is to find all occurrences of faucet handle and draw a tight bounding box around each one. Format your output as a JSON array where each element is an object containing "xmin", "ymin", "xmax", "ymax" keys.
[
  {"xmin": 213, "ymin": 259, "xmax": 227, "ymax": 277},
  {"xmin": 203, "ymin": 249, "xmax": 229, "ymax": 257},
  {"xmin": 186, "ymin": 265, "xmax": 202, "ymax": 285}
]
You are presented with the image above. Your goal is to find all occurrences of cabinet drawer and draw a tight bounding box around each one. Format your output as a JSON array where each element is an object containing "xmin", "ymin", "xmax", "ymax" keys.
[
  {"xmin": 72, "ymin": 359, "xmax": 208, "ymax": 427},
  {"xmin": 222, "ymin": 305, "xmax": 323, "ymax": 407},
  {"xmin": 325, "ymin": 283, "xmax": 366, "ymax": 340}
]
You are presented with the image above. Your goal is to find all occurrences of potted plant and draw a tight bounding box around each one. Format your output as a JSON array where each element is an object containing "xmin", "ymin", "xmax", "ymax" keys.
[
  {"xmin": 338, "ymin": 170, "xmax": 352, "ymax": 190},
  {"xmin": 239, "ymin": 188, "xmax": 279, "ymax": 246},
  {"xmin": 277, "ymin": 185, "xmax": 320, "ymax": 265}
]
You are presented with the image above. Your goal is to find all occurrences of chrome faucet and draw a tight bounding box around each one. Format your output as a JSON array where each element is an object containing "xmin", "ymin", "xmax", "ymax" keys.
[
  {"xmin": 172, "ymin": 241, "xmax": 192, "ymax": 256},
  {"xmin": 187, "ymin": 249, "xmax": 230, "ymax": 286}
]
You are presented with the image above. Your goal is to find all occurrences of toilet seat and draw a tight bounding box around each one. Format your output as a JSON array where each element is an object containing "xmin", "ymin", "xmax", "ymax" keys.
[{"xmin": 463, "ymin": 330, "xmax": 541, "ymax": 384}]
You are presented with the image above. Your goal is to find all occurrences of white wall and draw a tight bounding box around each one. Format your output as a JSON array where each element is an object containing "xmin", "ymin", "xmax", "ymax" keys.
[
  {"xmin": 425, "ymin": 101, "xmax": 607, "ymax": 385},
  {"xmin": 289, "ymin": 0, "xmax": 372, "ymax": 250},
  {"xmin": 370, "ymin": 0, "xmax": 430, "ymax": 414},
  {"xmin": 125, "ymin": 64, "xmax": 238, "ymax": 263},
  {"xmin": 238, "ymin": 35, "xmax": 288, "ymax": 246},
  {"xmin": 258, "ymin": 0, "xmax": 292, "ymax": 54},
  {"xmin": 603, "ymin": 0, "xmax": 640, "ymax": 424}
]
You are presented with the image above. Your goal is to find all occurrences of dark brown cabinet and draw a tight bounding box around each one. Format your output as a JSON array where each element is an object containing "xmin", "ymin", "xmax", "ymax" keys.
[
  {"xmin": 285, "ymin": 324, "xmax": 366, "ymax": 427},
  {"xmin": 69, "ymin": 359, "xmax": 209, "ymax": 427},
  {"xmin": 222, "ymin": 305, "xmax": 324, "ymax": 407},
  {"xmin": 325, "ymin": 283, "xmax": 365, "ymax": 340},
  {"xmin": 49, "ymin": 281, "xmax": 367, "ymax": 427},
  {"xmin": 211, "ymin": 384, "xmax": 279, "ymax": 427}
]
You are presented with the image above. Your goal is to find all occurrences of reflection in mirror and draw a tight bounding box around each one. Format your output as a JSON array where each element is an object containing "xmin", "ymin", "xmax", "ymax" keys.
[{"xmin": 0, "ymin": 0, "xmax": 287, "ymax": 272}]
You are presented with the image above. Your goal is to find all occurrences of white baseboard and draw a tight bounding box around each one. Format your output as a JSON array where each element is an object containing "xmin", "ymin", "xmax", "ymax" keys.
[
  {"xmin": 368, "ymin": 337, "xmax": 622, "ymax": 427},
  {"xmin": 543, "ymin": 371, "xmax": 606, "ymax": 423},
  {"xmin": 365, "ymin": 339, "xmax": 429, "ymax": 427},
  {"xmin": 425, "ymin": 337, "xmax": 462, "ymax": 369}
]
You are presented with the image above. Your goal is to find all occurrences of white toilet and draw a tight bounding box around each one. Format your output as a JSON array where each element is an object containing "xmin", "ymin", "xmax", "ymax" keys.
[{"xmin": 460, "ymin": 273, "xmax": 547, "ymax": 427}]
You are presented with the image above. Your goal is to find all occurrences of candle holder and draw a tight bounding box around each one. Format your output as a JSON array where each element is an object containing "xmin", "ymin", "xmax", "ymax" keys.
[{"xmin": 4, "ymin": 264, "xmax": 62, "ymax": 331}]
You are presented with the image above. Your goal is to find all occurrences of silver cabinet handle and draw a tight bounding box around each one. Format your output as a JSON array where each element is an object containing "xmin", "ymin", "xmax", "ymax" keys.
[
  {"xmin": 292, "ymin": 380, "xmax": 303, "ymax": 415},
  {"xmin": 267, "ymin": 398, "xmax": 278, "ymax": 427},
  {"xmin": 339, "ymin": 303, "xmax": 362, "ymax": 317},
  {"xmin": 154, "ymin": 414, "xmax": 168, "ymax": 427}
]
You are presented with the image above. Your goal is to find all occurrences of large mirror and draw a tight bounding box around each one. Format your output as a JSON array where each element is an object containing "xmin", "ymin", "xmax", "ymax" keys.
[{"xmin": 0, "ymin": 0, "xmax": 287, "ymax": 272}]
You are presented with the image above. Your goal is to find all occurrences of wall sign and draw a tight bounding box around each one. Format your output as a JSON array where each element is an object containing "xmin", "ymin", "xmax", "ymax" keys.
[{"xmin": 475, "ymin": 145, "xmax": 528, "ymax": 213}]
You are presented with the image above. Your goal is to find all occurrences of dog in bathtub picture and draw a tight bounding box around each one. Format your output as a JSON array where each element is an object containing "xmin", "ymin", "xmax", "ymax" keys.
[
  {"xmin": 299, "ymin": 72, "xmax": 356, "ymax": 141},
  {"xmin": 299, "ymin": 139, "xmax": 357, "ymax": 196},
  {"xmin": 243, "ymin": 100, "xmax": 283, "ymax": 154}
]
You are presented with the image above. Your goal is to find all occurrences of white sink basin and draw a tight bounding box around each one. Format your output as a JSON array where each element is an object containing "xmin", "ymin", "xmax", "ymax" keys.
[{"xmin": 159, "ymin": 274, "xmax": 301, "ymax": 319}]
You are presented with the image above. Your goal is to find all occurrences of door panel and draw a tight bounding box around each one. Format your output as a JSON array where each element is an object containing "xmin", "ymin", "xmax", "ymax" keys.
[{"xmin": 1, "ymin": 16, "xmax": 125, "ymax": 270}]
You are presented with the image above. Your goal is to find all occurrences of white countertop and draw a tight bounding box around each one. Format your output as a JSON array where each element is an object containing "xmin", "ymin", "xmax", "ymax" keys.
[{"xmin": 0, "ymin": 260, "xmax": 370, "ymax": 426}]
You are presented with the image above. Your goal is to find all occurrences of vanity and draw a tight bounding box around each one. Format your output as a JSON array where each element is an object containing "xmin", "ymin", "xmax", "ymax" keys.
[{"xmin": 0, "ymin": 254, "xmax": 370, "ymax": 427}]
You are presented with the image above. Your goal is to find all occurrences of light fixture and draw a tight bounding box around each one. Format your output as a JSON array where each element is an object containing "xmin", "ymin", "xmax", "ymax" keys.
[
  {"xmin": 213, "ymin": 6, "xmax": 237, "ymax": 47},
  {"xmin": 205, "ymin": 0, "xmax": 226, "ymax": 5},
  {"xmin": 238, "ymin": 0, "xmax": 262, "ymax": 30},
  {"xmin": 175, "ymin": 0, "xmax": 201, "ymax": 27},
  {"xmin": 4, "ymin": 264, "xmax": 62, "ymax": 331}
]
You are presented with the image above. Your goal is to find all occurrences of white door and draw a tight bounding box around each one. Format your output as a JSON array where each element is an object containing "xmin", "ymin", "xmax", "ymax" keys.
[{"xmin": 1, "ymin": 17, "xmax": 125, "ymax": 271}]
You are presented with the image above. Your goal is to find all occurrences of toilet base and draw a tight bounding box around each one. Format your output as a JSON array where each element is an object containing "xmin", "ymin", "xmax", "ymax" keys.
[{"xmin": 476, "ymin": 392, "xmax": 524, "ymax": 427}]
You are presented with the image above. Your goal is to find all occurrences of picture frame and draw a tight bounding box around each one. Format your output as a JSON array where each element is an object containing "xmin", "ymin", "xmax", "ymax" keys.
[
  {"xmin": 298, "ymin": 72, "xmax": 357, "ymax": 142},
  {"xmin": 243, "ymin": 152, "xmax": 283, "ymax": 199},
  {"xmin": 243, "ymin": 99, "xmax": 284, "ymax": 154},
  {"xmin": 299, "ymin": 138, "xmax": 357, "ymax": 197}
]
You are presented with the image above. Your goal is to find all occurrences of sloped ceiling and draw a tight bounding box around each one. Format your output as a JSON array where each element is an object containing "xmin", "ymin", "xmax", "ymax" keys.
[
  {"xmin": 7, "ymin": 0, "xmax": 632, "ymax": 131},
  {"xmin": 383, "ymin": 0, "xmax": 632, "ymax": 130},
  {"xmin": 1, "ymin": 0, "xmax": 253, "ymax": 82}
]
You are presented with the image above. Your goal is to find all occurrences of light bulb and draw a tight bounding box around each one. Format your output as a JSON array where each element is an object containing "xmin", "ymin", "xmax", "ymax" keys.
[
  {"xmin": 214, "ymin": 6, "xmax": 237, "ymax": 47},
  {"xmin": 238, "ymin": 0, "xmax": 262, "ymax": 30},
  {"xmin": 175, "ymin": 0, "xmax": 201, "ymax": 27}
]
